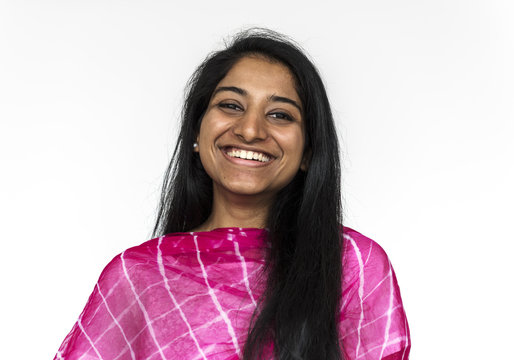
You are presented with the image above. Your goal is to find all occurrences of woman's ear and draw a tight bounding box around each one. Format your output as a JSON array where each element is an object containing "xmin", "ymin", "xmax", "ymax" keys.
[
  {"xmin": 193, "ymin": 137, "xmax": 199, "ymax": 153},
  {"xmin": 300, "ymin": 148, "xmax": 311, "ymax": 171}
]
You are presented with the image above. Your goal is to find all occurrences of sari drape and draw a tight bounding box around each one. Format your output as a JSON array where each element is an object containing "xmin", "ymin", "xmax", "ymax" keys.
[{"xmin": 55, "ymin": 227, "xmax": 410, "ymax": 360}]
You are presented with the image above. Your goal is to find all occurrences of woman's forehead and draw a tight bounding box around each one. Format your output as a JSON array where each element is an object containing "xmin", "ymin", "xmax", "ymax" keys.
[{"xmin": 215, "ymin": 56, "xmax": 301, "ymax": 105}]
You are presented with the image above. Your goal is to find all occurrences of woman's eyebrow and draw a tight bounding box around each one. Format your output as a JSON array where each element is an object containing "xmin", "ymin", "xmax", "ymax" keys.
[
  {"xmin": 269, "ymin": 95, "xmax": 302, "ymax": 112},
  {"xmin": 213, "ymin": 86, "xmax": 302, "ymax": 112},
  {"xmin": 213, "ymin": 86, "xmax": 247, "ymax": 96}
]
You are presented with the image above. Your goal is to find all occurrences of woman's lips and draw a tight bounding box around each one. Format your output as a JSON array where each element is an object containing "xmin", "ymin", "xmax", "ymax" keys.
[{"xmin": 221, "ymin": 146, "xmax": 274, "ymax": 167}]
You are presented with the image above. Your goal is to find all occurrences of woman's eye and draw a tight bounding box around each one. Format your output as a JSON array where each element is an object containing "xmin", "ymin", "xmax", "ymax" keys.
[
  {"xmin": 269, "ymin": 112, "xmax": 293, "ymax": 121},
  {"xmin": 218, "ymin": 103, "xmax": 242, "ymax": 111}
]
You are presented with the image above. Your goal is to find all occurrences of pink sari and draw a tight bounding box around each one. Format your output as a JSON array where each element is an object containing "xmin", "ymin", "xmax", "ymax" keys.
[{"xmin": 55, "ymin": 227, "xmax": 410, "ymax": 360}]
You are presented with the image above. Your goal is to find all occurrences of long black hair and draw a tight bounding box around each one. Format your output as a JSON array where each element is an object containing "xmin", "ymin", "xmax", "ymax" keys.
[{"xmin": 152, "ymin": 28, "xmax": 343, "ymax": 360}]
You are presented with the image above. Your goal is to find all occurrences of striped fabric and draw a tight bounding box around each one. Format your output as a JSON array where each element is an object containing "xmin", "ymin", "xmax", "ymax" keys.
[{"xmin": 55, "ymin": 227, "xmax": 410, "ymax": 360}]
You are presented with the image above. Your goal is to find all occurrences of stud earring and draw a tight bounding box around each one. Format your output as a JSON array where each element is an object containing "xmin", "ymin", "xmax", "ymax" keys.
[{"xmin": 193, "ymin": 142, "xmax": 198, "ymax": 148}]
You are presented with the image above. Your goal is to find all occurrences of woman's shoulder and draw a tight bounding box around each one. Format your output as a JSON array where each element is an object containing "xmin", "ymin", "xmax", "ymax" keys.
[
  {"xmin": 341, "ymin": 226, "xmax": 390, "ymax": 268},
  {"xmin": 339, "ymin": 226, "xmax": 399, "ymax": 296},
  {"xmin": 94, "ymin": 236, "xmax": 165, "ymax": 284},
  {"xmin": 339, "ymin": 226, "xmax": 403, "ymax": 314},
  {"xmin": 96, "ymin": 228, "xmax": 258, "ymax": 281}
]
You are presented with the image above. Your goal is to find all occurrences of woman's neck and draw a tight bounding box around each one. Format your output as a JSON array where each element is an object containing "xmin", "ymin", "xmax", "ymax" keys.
[{"xmin": 193, "ymin": 188, "xmax": 272, "ymax": 231}]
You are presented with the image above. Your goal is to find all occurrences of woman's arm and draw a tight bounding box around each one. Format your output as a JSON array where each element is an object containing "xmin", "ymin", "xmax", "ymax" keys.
[{"xmin": 339, "ymin": 228, "xmax": 411, "ymax": 360}]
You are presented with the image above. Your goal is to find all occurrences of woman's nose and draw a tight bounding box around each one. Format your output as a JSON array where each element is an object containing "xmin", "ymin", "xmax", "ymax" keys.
[{"xmin": 232, "ymin": 109, "xmax": 267, "ymax": 143}]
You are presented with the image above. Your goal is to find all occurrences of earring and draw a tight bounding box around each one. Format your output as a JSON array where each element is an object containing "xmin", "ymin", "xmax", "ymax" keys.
[{"xmin": 193, "ymin": 142, "xmax": 198, "ymax": 149}]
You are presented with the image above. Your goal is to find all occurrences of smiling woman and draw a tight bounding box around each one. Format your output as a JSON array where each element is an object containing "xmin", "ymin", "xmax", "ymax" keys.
[
  {"xmin": 54, "ymin": 28, "xmax": 411, "ymax": 360},
  {"xmin": 194, "ymin": 56, "xmax": 308, "ymax": 229}
]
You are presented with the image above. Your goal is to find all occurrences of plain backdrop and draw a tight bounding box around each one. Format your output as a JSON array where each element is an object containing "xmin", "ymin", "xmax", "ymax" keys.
[{"xmin": 1, "ymin": 0, "xmax": 513, "ymax": 359}]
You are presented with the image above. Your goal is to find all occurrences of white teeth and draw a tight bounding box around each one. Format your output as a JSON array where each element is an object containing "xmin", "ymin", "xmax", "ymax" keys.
[{"xmin": 226, "ymin": 148, "xmax": 270, "ymax": 163}]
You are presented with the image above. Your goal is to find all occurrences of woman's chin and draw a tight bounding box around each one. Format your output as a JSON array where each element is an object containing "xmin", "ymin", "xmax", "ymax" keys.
[{"xmin": 214, "ymin": 182, "xmax": 274, "ymax": 199}]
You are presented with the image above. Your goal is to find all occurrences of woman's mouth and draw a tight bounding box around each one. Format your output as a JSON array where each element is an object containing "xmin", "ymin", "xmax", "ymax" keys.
[{"xmin": 222, "ymin": 146, "xmax": 272, "ymax": 163}]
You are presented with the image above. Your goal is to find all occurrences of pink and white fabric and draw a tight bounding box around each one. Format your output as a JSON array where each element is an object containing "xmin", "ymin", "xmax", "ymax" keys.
[{"xmin": 55, "ymin": 227, "xmax": 410, "ymax": 360}]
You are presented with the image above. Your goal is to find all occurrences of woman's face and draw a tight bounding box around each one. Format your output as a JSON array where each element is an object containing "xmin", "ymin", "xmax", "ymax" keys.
[{"xmin": 195, "ymin": 56, "xmax": 308, "ymax": 202}]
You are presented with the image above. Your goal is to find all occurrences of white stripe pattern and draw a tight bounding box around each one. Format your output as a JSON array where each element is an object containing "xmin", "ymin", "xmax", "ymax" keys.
[
  {"xmin": 345, "ymin": 233, "xmax": 365, "ymax": 359},
  {"xmin": 77, "ymin": 318, "xmax": 104, "ymax": 360},
  {"xmin": 378, "ymin": 260, "xmax": 394, "ymax": 359},
  {"xmin": 356, "ymin": 336, "xmax": 408, "ymax": 359},
  {"xmin": 96, "ymin": 283, "xmax": 136, "ymax": 360},
  {"xmin": 121, "ymin": 251, "xmax": 166, "ymax": 360},
  {"xmin": 94, "ymin": 279, "xmax": 165, "ymax": 344},
  {"xmin": 363, "ymin": 273, "xmax": 391, "ymax": 301},
  {"xmin": 157, "ymin": 236, "xmax": 208, "ymax": 360},
  {"xmin": 147, "ymin": 302, "xmax": 256, "ymax": 359},
  {"xmin": 193, "ymin": 235, "xmax": 242, "ymax": 356},
  {"xmin": 341, "ymin": 304, "xmax": 402, "ymax": 340},
  {"xmin": 232, "ymin": 238, "xmax": 257, "ymax": 306},
  {"xmin": 401, "ymin": 315, "xmax": 409, "ymax": 360}
]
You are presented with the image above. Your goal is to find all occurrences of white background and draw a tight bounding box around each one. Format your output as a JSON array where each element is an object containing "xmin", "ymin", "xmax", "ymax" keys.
[{"xmin": 1, "ymin": 0, "xmax": 513, "ymax": 359}]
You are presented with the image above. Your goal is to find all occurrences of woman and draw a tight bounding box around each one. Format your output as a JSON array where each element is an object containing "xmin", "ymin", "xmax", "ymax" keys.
[{"xmin": 55, "ymin": 29, "xmax": 410, "ymax": 360}]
